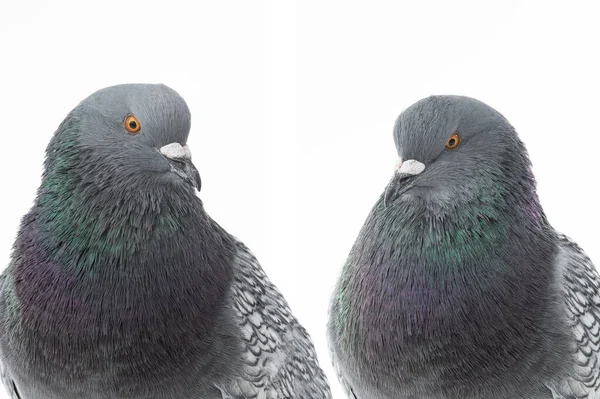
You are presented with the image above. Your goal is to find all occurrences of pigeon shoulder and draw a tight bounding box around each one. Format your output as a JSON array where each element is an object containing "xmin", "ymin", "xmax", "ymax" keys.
[
  {"xmin": 217, "ymin": 239, "xmax": 332, "ymax": 399},
  {"xmin": 0, "ymin": 268, "xmax": 22, "ymax": 399},
  {"xmin": 549, "ymin": 233, "xmax": 600, "ymax": 398}
]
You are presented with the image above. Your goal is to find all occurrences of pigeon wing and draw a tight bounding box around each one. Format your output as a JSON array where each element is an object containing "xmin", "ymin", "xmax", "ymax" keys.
[
  {"xmin": 549, "ymin": 235, "xmax": 600, "ymax": 398},
  {"xmin": 217, "ymin": 241, "xmax": 331, "ymax": 399}
]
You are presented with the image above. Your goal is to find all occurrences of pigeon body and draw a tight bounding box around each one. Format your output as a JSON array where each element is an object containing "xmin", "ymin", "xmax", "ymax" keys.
[
  {"xmin": 0, "ymin": 84, "xmax": 331, "ymax": 399},
  {"xmin": 328, "ymin": 95, "xmax": 600, "ymax": 398}
]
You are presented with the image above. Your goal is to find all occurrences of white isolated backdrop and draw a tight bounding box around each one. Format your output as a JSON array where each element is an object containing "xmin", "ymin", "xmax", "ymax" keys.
[{"xmin": 0, "ymin": 1, "xmax": 598, "ymax": 399}]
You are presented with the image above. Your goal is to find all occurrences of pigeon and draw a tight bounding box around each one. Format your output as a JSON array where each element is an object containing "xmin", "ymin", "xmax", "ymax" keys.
[
  {"xmin": 0, "ymin": 84, "xmax": 332, "ymax": 399},
  {"xmin": 328, "ymin": 95, "xmax": 600, "ymax": 399}
]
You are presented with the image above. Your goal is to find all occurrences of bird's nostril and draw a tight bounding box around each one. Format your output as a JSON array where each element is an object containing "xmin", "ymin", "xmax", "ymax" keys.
[{"xmin": 397, "ymin": 159, "xmax": 425, "ymax": 176}]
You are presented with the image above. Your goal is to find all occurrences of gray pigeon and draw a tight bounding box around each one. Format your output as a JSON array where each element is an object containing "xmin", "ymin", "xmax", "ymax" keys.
[
  {"xmin": 0, "ymin": 84, "xmax": 332, "ymax": 399},
  {"xmin": 328, "ymin": 95, "xmax": 600, "ymax": 399}
]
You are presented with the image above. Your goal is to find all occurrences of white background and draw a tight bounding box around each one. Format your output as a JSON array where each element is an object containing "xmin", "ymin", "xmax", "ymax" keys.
[{"xmin": 0, "ymin": 1, "xmax": 599, "ymax": 398}]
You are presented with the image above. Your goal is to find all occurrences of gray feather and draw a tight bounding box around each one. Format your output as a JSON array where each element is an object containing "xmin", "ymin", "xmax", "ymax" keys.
[
  {"xmin": 328, "ymin": 95, "xmax": 599, "ymax": 399},
  {"xmin": 0, "ymin": 84, "xmax": 331, "ymax": 399},
  {"xmin": 549, "ymin": 235, "xmax": 600, "ymax": 398},
  {"xmin": 218, "ymin": 240, "xmax": 331, "ymax": 399}
]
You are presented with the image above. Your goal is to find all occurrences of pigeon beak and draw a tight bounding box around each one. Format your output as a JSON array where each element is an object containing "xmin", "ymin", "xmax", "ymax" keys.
[
  {"xmin": 159, "ymin": 143, "xmax": 202, "ymax": 191},
  {"xmin": 383, "ymin": 158, "xmax": 426, "ymax": 207}
]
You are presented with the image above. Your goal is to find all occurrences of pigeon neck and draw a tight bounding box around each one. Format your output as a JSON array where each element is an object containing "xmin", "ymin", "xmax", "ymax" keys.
[
  {"xmin": 30, "ymin": 167, "xmax": 230, "ymax": 276},
  {"xmin": 331, "ymin": 166, "xmax": 562, "ymax": 385},
  {"xmin": 13, "ymin": 177, "xmax": 236, "ymax": 335}
]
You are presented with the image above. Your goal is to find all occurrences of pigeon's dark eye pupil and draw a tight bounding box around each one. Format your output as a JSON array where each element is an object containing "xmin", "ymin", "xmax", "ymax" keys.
[
  {"xmin": 124, "ymin": 115, "xmax": 141, "ymax": 134},
  {"xmin": 445, "ymin": 132, "xmax": 460, "ymax": 149}
]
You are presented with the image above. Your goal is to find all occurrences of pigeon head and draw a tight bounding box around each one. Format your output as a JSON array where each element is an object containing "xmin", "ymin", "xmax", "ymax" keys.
[
  {"xmin": 45, "ymin": 83, "xmax": 201, "ymax": 192},
  {"xmin": 385, "ymin": 95, "xmax": 534, "ymax": 207}
]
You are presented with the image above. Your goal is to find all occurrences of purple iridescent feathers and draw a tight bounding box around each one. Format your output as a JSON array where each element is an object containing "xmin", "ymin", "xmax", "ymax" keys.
[
  {"xmin": 0, "ymin": 84, "xmax": 332, "ymax": 399},
  {"xmin": 328, "ymin": 95, "xmax": 600, "ymax": 399}
]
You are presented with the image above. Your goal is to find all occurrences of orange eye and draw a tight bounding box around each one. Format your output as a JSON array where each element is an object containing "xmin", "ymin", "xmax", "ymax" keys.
[
  {"xmin": 124, "ymin": 115, "xmax": 141, "ymax": 134},
  {"xmin": 445, "ymin": 132, "xmax": 460, "ymax": 149}
]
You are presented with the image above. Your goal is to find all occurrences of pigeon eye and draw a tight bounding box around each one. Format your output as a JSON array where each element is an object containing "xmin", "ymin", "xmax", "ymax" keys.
[
  {"xmin": 124, "ymin": 115, "xmax": 141, "ymax": 134},
  {"xmin": 445, "ymin": 132, "xmax": 460, "ymax": 150}
]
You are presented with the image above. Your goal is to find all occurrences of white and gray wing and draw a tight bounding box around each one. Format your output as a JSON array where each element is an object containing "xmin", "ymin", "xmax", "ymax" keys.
[
  {"xmin": 329, "ymin": 348, "xmax": 356, "ymax": 399},
  {"xmin": 0, "ymin": 372, "xmax": 21, "ymax": 399},
  {"xmin": 549, "ymin": 235, "xmax": 600, "ymax": 398},
  {"xmin": 218, "ymin": 241, "xmax": 332, "ymax": 399},
  {"xmin": 0, "ymin": 273, "xmax": 22, "ymax": 399}
]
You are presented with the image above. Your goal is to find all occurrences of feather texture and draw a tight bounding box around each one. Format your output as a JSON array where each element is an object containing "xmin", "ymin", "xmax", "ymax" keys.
[
  {"xmin": 0, "ymin": 84, "xmax": 332, "ymax": 399},
  {"xmin": 219, "ymin": 241, "xmax": 331, "ymax": 399},
  {"xmin": 328, "ymin": 95, "xmax": 599, "ymax": 399},
  {"xmin": 549, "ymin": 235, "xmax": 600, "ymax": 398}
]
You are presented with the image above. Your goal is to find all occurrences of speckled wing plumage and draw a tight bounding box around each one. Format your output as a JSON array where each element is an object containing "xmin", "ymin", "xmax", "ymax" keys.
[
  {"xmin": 0, "ymin": 275, "xmax": 20, "ymax": 399},
  {"xmin": 218, "ymin": 241, "xmax": 331, "ymax": 399},
  {"xmin": 0, "ymin": 368, "xmax": 20, "ymax": 399},
  {"xmin": 549, "ymin": 235, "xmax": 600, "ymax": 398},
  {"xmin": 329, "ymin": 349, "xmax": 356, "ymax": 399}
]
